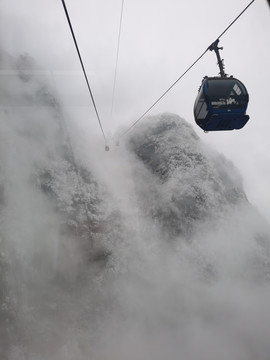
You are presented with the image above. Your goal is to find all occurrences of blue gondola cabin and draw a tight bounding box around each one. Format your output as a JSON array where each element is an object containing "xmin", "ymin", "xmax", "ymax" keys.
[{"xmin": 194, "ymin": 76, "xmax": 249, "ymax": 131}]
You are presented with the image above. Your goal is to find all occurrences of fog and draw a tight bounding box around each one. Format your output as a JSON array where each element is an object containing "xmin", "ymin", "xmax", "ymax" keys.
[
  {"xmin": 1, "ymin": 1, "xmax": 270, "ymax": 358},
  {"xmin": 1, "ymin": 49, "xmax": 270, "ymax": 360},
  {"xmin": 1, "ymin": 0, "xmax": 269, "ymax": 222}
]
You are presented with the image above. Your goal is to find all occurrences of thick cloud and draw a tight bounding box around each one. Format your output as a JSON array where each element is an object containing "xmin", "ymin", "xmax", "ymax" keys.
[{"xmin": 1, "ymin": 50, "xmax": 270, "ymax": 360}]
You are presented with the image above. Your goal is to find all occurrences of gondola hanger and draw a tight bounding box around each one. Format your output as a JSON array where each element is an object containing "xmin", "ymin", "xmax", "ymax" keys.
[{"xmin": 208, "ymin": 39, "xmax": 227, "ymax": 78}]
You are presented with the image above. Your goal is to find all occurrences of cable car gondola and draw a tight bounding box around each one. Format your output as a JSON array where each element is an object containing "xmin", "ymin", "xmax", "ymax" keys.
[{"xmin": 194, "ymin": 40, "xmax": 249, "ymax": 132}]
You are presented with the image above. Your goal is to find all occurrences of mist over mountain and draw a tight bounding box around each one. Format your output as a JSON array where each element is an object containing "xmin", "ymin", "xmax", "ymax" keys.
[
  {"xmin": 126, "ymin": 113, "xmax": 248, "ymax": 238},
  {"xmin": 1, "ymin": 50, "xmax": 270, "ymax": 360}
]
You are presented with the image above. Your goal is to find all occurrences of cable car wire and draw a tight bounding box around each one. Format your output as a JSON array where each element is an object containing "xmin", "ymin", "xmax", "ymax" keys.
[
  {"xmin": 60, "ymin": 0, "xmax": 107, "ymax": 142},
  {"xmin": 110, "ymin": 0, "xmax": 125, "ymax": 119},
  {"xmin": 118, "ymin": 0, "xmax": 255, "ymax": 139},
  {"xmin": 118, "ymin": 48, "xmax": 209, "ymax": 139},
  {"xmin": 217, "ymin": 0, "xmax": 255, "ymax": 40}
]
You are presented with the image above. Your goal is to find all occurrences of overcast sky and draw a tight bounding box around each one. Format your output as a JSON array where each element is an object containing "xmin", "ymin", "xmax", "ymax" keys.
[{"xmin": 0, "ymin": 0, "xmax": 269, "ymax": 219}]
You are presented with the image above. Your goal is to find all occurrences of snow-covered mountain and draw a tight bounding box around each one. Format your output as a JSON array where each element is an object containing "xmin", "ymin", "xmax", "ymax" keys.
[
  {"xmin": 126, "ymin": 113, "xmax": 248, "ymax": 238},
  {"xmin": 1, "ymin": 50, "xmax": 270, "ymax": 360}
]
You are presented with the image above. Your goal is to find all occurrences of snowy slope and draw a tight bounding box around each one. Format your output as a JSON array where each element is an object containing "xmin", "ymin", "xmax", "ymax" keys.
[{"xmin": 126, "ymin": 113, "xmax": 248, "ymax": 238}]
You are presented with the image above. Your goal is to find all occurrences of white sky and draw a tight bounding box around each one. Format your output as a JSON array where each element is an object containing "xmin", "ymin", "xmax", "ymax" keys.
[{"xmin": 0, "ymin": 0, "xmax": 270, "ymax": 219}]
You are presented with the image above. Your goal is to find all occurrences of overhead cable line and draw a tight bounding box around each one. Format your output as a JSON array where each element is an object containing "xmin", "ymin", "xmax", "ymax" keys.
[
  {"xmin": 217, "ymin": 0, "xmax": 255, "ymax": 39},
  {"xmin": 118, "ymin": 0, "xmax": 255, "ymax": 139},
  {"xmin": 110, "ymin": 0, "xmax": 125, "ymax": 119},
  {"xmin": 60, "ymin": 0, "xmax": 107, "ymax": 143},
  {"xmin": 118, "ymin": 48, "xmax": 209, "ymax": 139}
]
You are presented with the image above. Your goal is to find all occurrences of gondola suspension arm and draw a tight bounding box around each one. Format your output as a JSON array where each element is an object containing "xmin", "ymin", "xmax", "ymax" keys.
[{"xmin": 208, "ymin": 39, "xmax": 227, "ymax": 77}]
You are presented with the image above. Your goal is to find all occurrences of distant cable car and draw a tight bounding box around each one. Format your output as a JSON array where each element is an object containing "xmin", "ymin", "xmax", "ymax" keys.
[{"xmin": 194, "ymin": 40, "xmax": 249, "ymax": 131}]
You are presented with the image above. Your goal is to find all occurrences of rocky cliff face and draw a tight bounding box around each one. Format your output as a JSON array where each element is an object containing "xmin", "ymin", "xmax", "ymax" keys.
[
  {"xmin": 1, "ymin": 50, "xmax": 270, "ymax": 360},
  {"xmin": 126, "ymin": 113, "xmax": 248, "ymax": 238}
]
